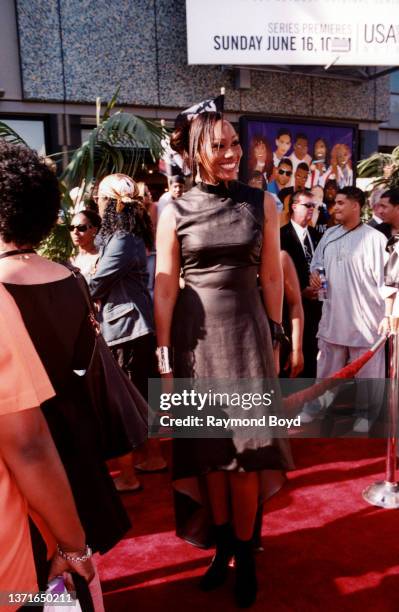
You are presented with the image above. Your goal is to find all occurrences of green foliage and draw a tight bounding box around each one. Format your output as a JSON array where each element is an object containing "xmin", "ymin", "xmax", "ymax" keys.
[
  {"xmin": 357, "ymin": 145, "xmax": 399, "ymax": 189},
  {"xmin": 0, "ymin": 121, "xmax": 75, "ymax": 262},
  {"xmin": 37, "ymin": 184, "xmax": 74, "ymax": 262},
  {"xmin": 0, "ymin": 121, "xmax": 28, "ymax": 146},
  {"xmin": 0, "ymin": 89, "xmax": 165, "ymax": 261},
  {"xmin": 55, "ymin": 88, "xmax": 166, "ymax": 198},
  {"xmin": 38, "ymin": 222, "xmax": 74, "ymax": 262}
]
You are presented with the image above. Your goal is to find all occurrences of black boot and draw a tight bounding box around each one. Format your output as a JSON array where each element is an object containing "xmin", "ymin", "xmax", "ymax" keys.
[
  {"xmin": 199, "ymin": 523, "xmax": 234, "ymax": 591},
  {"xmin": 234, "ymin": 538, "xmax": 258, "ymax": 608}
]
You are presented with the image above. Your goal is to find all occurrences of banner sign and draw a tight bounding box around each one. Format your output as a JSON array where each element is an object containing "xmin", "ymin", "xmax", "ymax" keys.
[{"xmin": 186, "ymin": 0, "xmax": 399, "ymax": 66}]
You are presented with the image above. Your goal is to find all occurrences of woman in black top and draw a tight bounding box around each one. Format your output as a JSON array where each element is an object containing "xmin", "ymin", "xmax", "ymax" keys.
[
  {"xmin": 155, "ymin": 111, "xmax": 293, "ymax": 607},
  {"xmin": 0, "ymin": 142, "xmax": 130, "ymax": 583}
]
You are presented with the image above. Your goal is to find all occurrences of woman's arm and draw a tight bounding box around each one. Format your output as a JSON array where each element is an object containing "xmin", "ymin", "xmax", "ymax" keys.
[
  {"xmin": 154, "ymin": 206, "xmax": 181, "ymax": 350},
  {"xmin": 0, "ymin": 407, "xmax": 94, "ymax": 581},
  {"xmin": 280, "ymin": 251, "xmax": 304, "ymax": 378},
  {"xmin": 260, "ymin": 193, "xmax": 284, "ymax": 324},
  {"xmin": 260, "ymin": 193, "xmax": 284, "ymax": 373}
]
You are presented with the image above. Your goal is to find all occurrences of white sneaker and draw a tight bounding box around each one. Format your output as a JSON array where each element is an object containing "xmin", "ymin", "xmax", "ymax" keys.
[
  {"xmin": 297, "ymin": 411, "xmax": 315, "ymax": 424},
  {"xmin": 352, "ymin": 418, "xmax": 369, "ymax": 433}
]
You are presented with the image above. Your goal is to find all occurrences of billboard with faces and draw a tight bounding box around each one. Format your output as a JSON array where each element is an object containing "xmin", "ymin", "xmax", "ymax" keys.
[{"xmin": 239, "ymin": 116, "xmax": 357, "ymax": 194}]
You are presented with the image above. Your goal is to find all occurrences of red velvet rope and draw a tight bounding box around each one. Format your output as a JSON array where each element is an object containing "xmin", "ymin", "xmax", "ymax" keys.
[{"xmin": 283, "ymin": 348, "xmax": 380, "ymax": 413}]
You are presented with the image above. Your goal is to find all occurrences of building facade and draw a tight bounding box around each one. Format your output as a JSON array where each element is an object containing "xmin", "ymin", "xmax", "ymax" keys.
[{"xmin": 0, "ymin": 0, "xmax": 396, "ymax": 180}]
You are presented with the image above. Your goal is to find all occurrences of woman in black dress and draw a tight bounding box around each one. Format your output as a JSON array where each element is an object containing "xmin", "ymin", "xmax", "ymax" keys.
[
  {"xmin": 0, "ymin": 141, "xmax": 131, "ymax": 592},
  {"xmin": 154, "ymin": 112, "xmax": 293, "ymax": 607}
]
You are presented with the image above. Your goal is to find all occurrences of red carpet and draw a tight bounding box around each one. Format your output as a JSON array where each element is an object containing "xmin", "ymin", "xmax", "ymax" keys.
[{"xmin": 98, "ymin": 439, "xmax": 399, "ymax": 611}]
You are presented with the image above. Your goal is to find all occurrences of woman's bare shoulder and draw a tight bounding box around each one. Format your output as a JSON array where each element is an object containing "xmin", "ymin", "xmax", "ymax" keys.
[{"xmin": 0, "ymin": 255, "xmax": 72, "ymax": 284}]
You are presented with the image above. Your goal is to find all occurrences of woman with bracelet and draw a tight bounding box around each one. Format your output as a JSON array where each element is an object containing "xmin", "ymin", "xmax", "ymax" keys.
[
  {"xmin": 0, "ymin": 142, "xmax": 130, "ymax": 598},
  {"xmin": 154, "ymin": 110, "xmax": 293, "ymax": 608},
  {"xmin": 0, "ymin": 284, "xmax": 94, "ymax": 610}
]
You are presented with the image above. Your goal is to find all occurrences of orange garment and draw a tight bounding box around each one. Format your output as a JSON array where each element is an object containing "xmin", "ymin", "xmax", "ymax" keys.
[{"xmin": 0, "ymin": 284, "xmax": 54, "ymax": 609}]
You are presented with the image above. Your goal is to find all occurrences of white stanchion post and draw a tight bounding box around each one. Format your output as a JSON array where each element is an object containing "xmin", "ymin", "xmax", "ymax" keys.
[{"xmin": 363, "ymin": 332, "xmax": 399, "ymax": 508}]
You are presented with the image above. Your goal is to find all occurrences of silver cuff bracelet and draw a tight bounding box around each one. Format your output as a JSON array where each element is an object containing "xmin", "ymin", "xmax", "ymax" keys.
[{"xmin": 156, "ymin": 346, "xmax": 173, "ymax": 374}]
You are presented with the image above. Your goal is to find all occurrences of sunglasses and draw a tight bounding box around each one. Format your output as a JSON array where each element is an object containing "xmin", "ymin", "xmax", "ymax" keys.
[
  {"xmin": 300, "ymin": 203, "xmax": 316, "ymax": 209},
  {"xmin": 68, "ymin": 224, "xmax": 93, "ymax": 232},
  {"xmin": 278, "ymin": 169, "xmax": 292, "ymax": 177}
]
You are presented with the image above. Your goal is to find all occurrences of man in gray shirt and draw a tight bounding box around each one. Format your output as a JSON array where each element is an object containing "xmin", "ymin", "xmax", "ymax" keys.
[{"xmin": 304, "ymin": 187, "xmax": 387, "ymax": 432}]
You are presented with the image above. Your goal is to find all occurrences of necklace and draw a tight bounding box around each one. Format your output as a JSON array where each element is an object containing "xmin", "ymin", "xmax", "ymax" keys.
[{"xmin": 0, "ymin": 248, "xmax": 36, "ymax": 260}]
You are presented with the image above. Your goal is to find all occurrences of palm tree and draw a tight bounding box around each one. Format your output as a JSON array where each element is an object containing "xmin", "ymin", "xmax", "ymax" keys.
[
  {"xmin": 0, "ymin": 92, "xmax": 166, "ymax": 261},
  {"xmin": 58, "ymin": 88, "xmax": 165, "ymax": 202},
  {"xmin": 36, "ymin": 87, "xmax": 166, "ymax": 261},
  {"xmin": 0, "ymin": 121, "xmax": 27, "ymax": 146},
  {"xmin": 45, "ymin": 89, "xmax": 165, "ymax": 260},
  {"xmin": 357, "ymin": 145, "xmax": 399, "ymax": 189}
]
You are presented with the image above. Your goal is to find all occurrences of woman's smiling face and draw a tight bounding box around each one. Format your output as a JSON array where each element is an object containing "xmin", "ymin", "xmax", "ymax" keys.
[
  {"xmin": 200, "ymin": 120, "xmax": 242, "ymax": 183},
  {"xmin": 314, "ymin": 140, "xmax": 327, "ymax": 160}
]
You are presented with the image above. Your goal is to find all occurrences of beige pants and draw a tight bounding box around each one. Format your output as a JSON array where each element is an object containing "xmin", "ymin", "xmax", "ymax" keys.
[
  {"xmin": 303, "ymin": 338, "xmax": 385, "ymax": 421},
  {"xmin": 316, "ymin": 338, "xmax": 385, "ymax": 379}
]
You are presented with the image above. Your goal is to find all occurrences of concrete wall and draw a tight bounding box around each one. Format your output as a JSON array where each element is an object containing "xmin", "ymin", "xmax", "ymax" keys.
[
  {"xmin": 0, "ymin": 0, "xmax": 22, "ymax": 100},
  {"xmin": 15, "ymin": 0, "xmax": 390, "ymax": 123}
]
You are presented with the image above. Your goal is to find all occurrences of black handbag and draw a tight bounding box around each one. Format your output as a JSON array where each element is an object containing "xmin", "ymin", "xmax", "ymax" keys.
[{"xmin": 72, "ymin": 270, "xmax": 148, "ymax": 460}]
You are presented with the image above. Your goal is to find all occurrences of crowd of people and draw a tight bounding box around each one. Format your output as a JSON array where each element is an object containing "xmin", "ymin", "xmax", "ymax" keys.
[{"xmin": 0, "ymin": 109, "xmax": 398, "ymax": 610}]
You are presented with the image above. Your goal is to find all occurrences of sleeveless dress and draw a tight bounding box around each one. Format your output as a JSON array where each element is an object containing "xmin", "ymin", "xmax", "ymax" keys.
[
  {"xmin": 170, "ymin": 181, "xmax": 294, "ymax": 548},
  {"xmin": 4, "ymin": 276, "xmax": 130, "ymax": 554}
]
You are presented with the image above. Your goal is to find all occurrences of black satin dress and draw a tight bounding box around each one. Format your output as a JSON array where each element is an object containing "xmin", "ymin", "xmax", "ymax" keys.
[
  {"xmin": 4, "ymin": 276, "xmax": 130, "ymax": 554},
  {"xmin": 170, "ymin": 181, "xmax": 294, "ymax": 548}
]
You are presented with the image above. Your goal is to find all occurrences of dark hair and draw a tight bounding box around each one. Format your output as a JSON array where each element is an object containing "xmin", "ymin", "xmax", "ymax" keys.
[
  {"xmin": 81, "ymin": 197, "xmax": 99, "ymax": 214},
  {"xmin": 99, "ymin": 198, "xmax": 153, "ymax": 249},
  {"xmin": 324, "ymin": 179, "xmax": 338, "ymax": 191},
  {"xmin": 296, "ymin": 162, "xmax": 309, "ymax": 173},
  {"xmin": 313, "ymin": 138, "xmax": 330, "ymax": 165},
  {"xmin": 249, "ymin": 170, "xmax": 263, "ymax": 179},
  {"xmin": 248, "ymin": 170, "xmax": 265, "ymax": 188},
  {"xmin": 170, "ymin": 111, "xmax": 223, "ymax": 183},
  {"xmin": 74, "ymin": 209, "xmax": 102, "ymax": 230},
  {"xmin": 249, "ymin": 134, "xmax": 273, "ymax": 180},
  {"xmin": 0, "ymin": 141, "xmax": 60, "ymax": 247},
  {"xmin": 278, "ymin": 157, "xmax": 293, "ymax": 169},
  {"xmin": 276, "ymin": 128, "xmax": 292, "ymax": 140},
  {"xmin": 381, "ymin": 188, "xmax": 399, "ymax": 206},
  {"xmin": 295, "ymin": 133, "xmax": 308, "ymax": 143},
  {"xmin": 337, "ymin": 186, "xmax": 365, "ymax": 208},
  {"xmin": 289, "ymin": 189, "xmax": 312, "ymax": 214},
  {"xmin": 170, "ymin": 175, "xmax": 185, "ymax": 185}
]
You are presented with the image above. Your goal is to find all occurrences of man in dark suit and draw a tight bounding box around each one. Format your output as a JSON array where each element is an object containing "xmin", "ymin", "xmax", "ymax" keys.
[
  {"xmin": 376, "ymin": 188, "xmax": 399, "ymax": 238},
  {"xmin": 281, "ymin": 190, "xmax": 321, "ymax": 377},
  {"xmin": 367, "ymin": 187, "xmax": 391, "ymax": 238}
]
